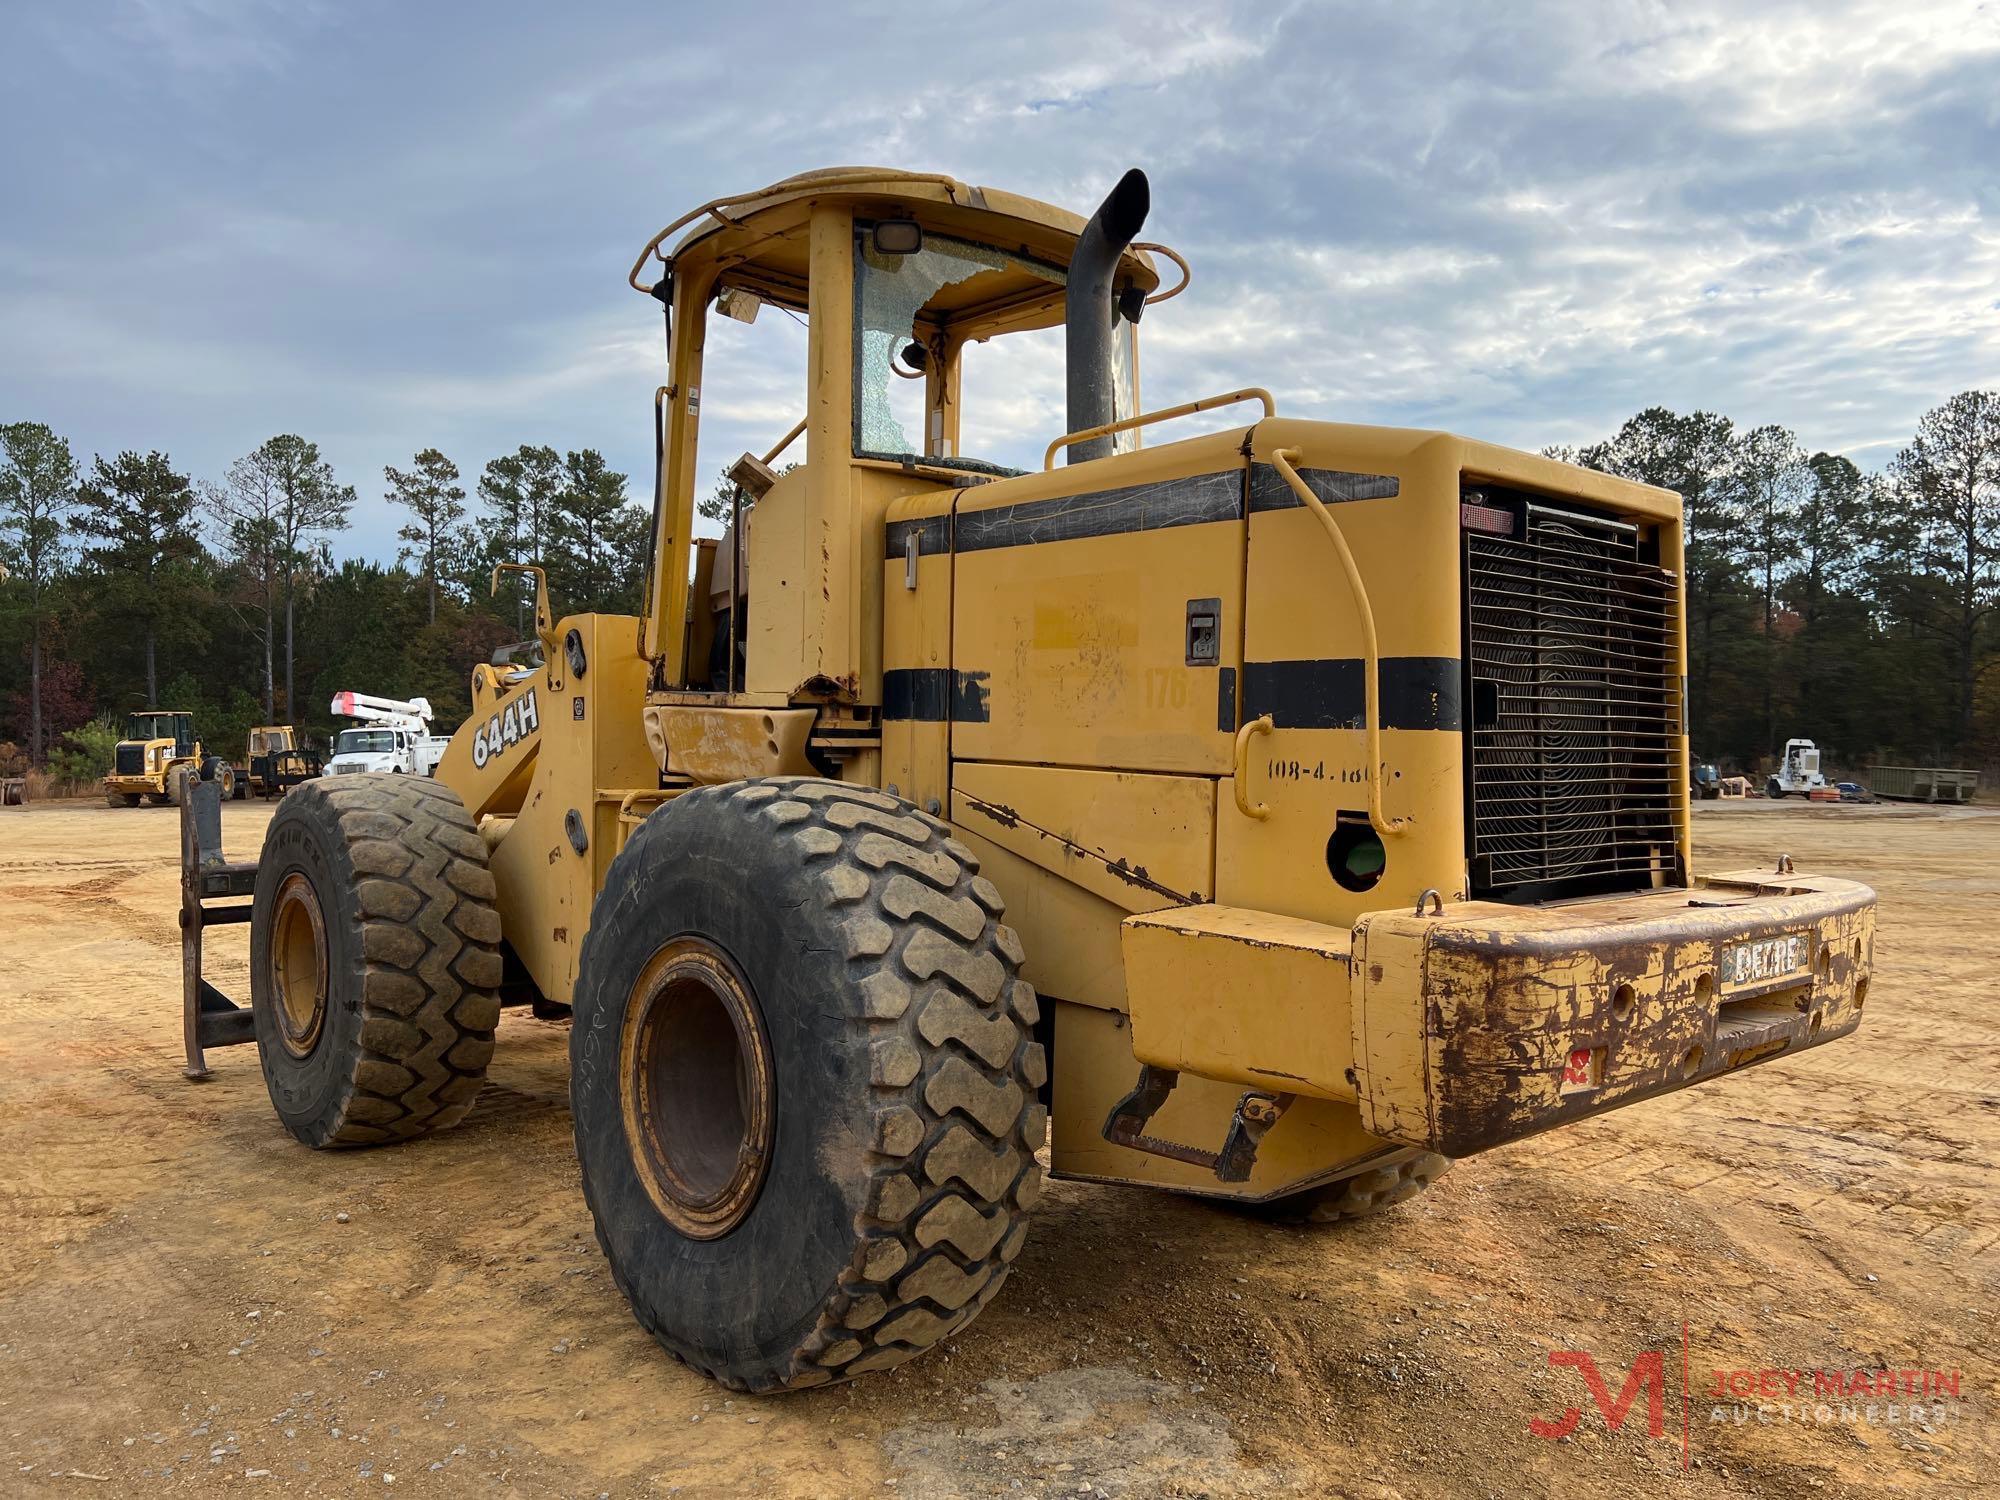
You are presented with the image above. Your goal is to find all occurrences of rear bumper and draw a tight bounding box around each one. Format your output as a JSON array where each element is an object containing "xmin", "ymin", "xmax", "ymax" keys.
[
  {"xmin": 1350, "ymin": 870, "xmax": 1874, "ymax": 1156},
  {"xmin": 1121, "ymin": 869, "xmax": 1874, "ymax": 1163}
]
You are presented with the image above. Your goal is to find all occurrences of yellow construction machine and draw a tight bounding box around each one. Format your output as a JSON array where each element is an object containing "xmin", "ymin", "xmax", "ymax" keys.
[
  {"xmin": 106, "ymin": 709, "xmax": 225, "ymax": 804},
  {"xmin": 179, "ymin": 167, "xmax": 1877, "ymax": 1393},
  {"xmin": 240, "ymin": 724, "xmax": 321, "ymax": 798}
]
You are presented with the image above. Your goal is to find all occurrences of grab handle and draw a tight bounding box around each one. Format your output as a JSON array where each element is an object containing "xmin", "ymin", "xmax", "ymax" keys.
[
  {"xmin": 1232, "ymin": 714, "xmax": 1274, "ymax": 821},
  {"xmin": 1269, "ymin": 449, "xmax": 1408, "ymax": 837}
]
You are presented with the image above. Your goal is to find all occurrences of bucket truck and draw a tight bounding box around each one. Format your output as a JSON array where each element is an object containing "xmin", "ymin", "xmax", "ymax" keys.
[{"xmin": 326, "ymin": 692, "xmax": 450, "ymax": 777}]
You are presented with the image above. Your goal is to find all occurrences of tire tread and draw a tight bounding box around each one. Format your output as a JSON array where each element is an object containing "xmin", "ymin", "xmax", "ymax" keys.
[
  {"xmin": 587, "ymin": 776, "xmax": 1044, "ymax": 1393},
  {"xmin": 276, "ymin": 775, "xmax": 501, "ymax": 1146}
]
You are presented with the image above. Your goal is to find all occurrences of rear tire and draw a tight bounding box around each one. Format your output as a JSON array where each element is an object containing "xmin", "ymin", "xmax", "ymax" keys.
[
  {"xmin": 572, "ymin": 777, "xmax": 1045, "ymax": 1392},
  {"xmin": 1249, "ymin": 1152, "xmax": 1449, "ymax": 1226},
  {"xmin": 1767, "ymin": 778, "xmax": 1784, "ymax": 800},
  {"xmin": 165, "ymin": 764, "xmax": 193, "ymax": 807},
  {"xmin": 106, "ymin": 788, "xmax": 139, "ymax": 808},
  {"xmin": 249, "ymin": 774, "xmax": 502, "ymax": 1146}
]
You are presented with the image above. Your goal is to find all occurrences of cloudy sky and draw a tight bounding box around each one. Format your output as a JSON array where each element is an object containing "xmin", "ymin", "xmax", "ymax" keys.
[{"xmin": 3, "ymin": 0, "xmax": 1996, "ymax": 559}]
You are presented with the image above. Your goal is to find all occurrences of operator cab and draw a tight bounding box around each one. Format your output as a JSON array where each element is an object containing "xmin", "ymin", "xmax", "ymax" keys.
[
  {"xmin": 633, "ymin": 169, "xmax": 1170, "ymax": 700},
  {"xmin": 125, "ymin": 710, "xmax": 194, "ymax": 755}
]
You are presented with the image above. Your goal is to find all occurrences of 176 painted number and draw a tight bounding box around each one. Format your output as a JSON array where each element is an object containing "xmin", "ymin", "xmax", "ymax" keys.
[{"xmin": 1144, "ymin": 667, "xmax": 1189, "ymax": 710}]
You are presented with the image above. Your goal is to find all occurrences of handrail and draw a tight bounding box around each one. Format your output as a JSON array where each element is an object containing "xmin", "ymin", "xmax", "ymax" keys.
[
  {"xmin": 1044, "ymin": 387, "xmax": 1275, "ymax": 470},
  {"xmin": 616, "ymin": 789, "xmax": 677, "ymax": 825},
  {"xmin": 1269, "ymin": 448, "xmax": 1408, "ymax": 838},
  {"xmin": 628, "ymin": 171, "xmax": 969, "ymax": 294},
  {"xmin": 761, "ymin": 417, "xmax": 808, "ymax": 467},
  {"xmin": 1232, "ymin": 714, "xmax": 1274, "ymax": 821},
  {"xmin": 491, "ymin": 562, "xmax": 559, "ymax": 667},
  {"xmin": 1132, "ymin": 241, "xmax": 1191, "ymax": 303}
]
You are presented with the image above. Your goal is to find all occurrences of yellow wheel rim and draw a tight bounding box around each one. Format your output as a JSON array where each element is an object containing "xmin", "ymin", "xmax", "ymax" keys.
[
  {"xmin": 618, "ymin": 938, "xmax": 775, "ymax": 1239},
  {"xmin": 269, "ymin": 873, "xmax": 328, "ymax": 1058}
]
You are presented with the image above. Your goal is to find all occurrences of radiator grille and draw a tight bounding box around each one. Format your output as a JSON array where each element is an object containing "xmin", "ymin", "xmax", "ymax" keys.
[
  {"xmin": 1465, "ymin": 502, "xmax": 1681, "ymax": 896},
  {"xmin": 115, "ymin": 744, "xmax": 145, "ymax": 776}
]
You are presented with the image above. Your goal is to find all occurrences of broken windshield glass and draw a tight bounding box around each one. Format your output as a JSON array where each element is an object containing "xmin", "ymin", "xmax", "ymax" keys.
[
  {"xmin": 854, "ymin": 233, "xmax": 1029, "ymax": 457},
  {"xmin": 853, "ymin": 229, "xmax": 1140, "ymax": 463}
]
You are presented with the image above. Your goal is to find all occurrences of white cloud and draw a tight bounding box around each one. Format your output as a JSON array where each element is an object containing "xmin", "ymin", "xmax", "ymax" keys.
[{"xmin": 1, "ymin": 0, "xmax": 1995, "ymax": 561}]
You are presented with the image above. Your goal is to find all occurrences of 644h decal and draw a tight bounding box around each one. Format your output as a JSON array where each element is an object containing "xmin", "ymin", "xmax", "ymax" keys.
[{"xmin": 472, "ymin": 689, "xmax": 540, "ymax": 769}]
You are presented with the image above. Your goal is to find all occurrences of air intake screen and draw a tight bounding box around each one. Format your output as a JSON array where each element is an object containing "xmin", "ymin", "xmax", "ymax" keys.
[
  {"xmin": 115, "ymin": 744, "xmax": 145, "ymax": 776},
  {"xmin": 1465, "ymin": 498, "xmax": 1681, "ymax": 897}
]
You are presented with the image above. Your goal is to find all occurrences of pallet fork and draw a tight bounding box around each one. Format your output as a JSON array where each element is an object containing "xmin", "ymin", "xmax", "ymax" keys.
[{"xmin": 179, "ymin": 777, "xmax": 259, "ymax": 1079}]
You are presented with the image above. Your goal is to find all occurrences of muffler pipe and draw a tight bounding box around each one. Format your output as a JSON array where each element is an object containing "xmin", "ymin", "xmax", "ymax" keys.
[{"xmin": 1064, "ymin": 167, "xmax": 1150, "ymax": 464}]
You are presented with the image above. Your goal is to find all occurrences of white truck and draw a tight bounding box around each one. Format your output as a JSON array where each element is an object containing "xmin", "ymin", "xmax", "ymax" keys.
[
  {"xmin": 1767, "ymin": 737, "xmax": 1830, "ymax": 798},
  {"xmin": 326, "ymin": 692, "xmax": 451, "ymax": 777}
]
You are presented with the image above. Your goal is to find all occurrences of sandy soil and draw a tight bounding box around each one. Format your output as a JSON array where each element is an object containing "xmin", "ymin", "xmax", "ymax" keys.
[{"xmin": 0, "ymin": 797, "xmax": 1992, "ymax": 1497}]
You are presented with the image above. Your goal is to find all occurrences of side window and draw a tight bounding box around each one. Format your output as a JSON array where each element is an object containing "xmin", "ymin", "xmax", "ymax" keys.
[
  {"xmin": 691, "ymin": 290, "xmax": 809, "ymax": 541},
  {"xmin": 955, "ymin": 318, "xmax": 1139, "ymax": 466}
]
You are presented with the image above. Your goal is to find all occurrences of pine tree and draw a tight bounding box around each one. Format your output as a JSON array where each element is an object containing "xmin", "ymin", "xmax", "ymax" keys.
[
  {"xmin": 478, "ymin": 444, "xmax": 563, "ymax": 627},
  {"xmin": 1730, "ymin": 425, "xmax": 1810, "ymax": 752},
  {"xmin": 72, "ymin": 451, "xmax": 205, "ymax": 706},
  {"xmin": 217, "ymin": 435, "xmax": 352, "ymax": 720},
  {"xmin": 1890, "ymin": 390, "xmax": 2000, "ymax": 752},
  {"xmin": 550, "ymin": 449, "xmax": 646, "ymax": 613},
  {"xmin": 385, "ymin": 448, "xmax": 465, "ymax": 624},
  {"xmin": 0, "ymin": 422, "xmax": 79, "ymax": 763}
]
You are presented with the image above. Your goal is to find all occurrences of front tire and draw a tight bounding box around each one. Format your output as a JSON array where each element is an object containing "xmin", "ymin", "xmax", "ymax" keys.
[
  {"xmin": 572, "ymin": 777, "xmax": 1045, "ymax": 1392},
  {"xmin": 249, "ymin": 775, "xmax": 502, "ymax": 1146}
]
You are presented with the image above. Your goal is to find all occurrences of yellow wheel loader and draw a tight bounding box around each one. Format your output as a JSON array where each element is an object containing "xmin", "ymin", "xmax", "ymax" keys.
[
  {"xmin": 105, "ymin": 709, "xmax": 231, "ymax": 805},
  {"xmin": 179, "ymin": 167, "xmax": 1876, "ymax": 1393}
]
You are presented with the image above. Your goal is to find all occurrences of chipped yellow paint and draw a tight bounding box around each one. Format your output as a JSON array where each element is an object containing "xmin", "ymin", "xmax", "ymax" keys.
[
  {"xmin": 949, "ymin": 762, "xmax": 1213, "ymax": 912},
  {"xmin": 647, "ymin": 704, "xmax": 816, "ymax": 784},
  {"xmin": 1350, "ymin": 870, "xmax": 1876, "ymax": 1155},
  {"xmin": 952, "ymin": 824, "xmax": 1131, "ymax": 1013}
]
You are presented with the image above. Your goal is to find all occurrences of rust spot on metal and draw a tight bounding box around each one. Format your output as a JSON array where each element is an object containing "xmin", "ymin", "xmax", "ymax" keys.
[
  {"xmin": 959, "ymin": 793, "xmax": 1189, "ymax": 905},
  {"xmin": 553, "ymin": 926, "xmax": 569, "ymax": 943},
  {"xmin": 967, "ymin": 799, "xmax": 1020, "ymax": 829}
]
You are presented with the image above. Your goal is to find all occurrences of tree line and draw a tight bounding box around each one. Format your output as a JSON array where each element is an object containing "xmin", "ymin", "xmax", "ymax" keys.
[
  {"xmin": 0, "ymin": 426, "xmax": 649, "ymax": 784},
  {"xmin": 3, "ymin": 389, "xmax": 1996, "ymax": 786},
  {"xmin": 1548, "ymin": 389, "xmax": 1999, "ymax": 775}
]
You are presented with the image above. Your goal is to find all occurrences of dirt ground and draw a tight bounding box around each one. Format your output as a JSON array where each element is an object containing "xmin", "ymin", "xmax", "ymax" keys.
[{"xmin": 0, "ymin": 797, "xmax": 1993, "ymax": 1498}]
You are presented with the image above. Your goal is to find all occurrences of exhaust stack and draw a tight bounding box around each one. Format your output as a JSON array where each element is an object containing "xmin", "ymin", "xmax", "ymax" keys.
[{"xmin": 1064, "ymin": 168, "xmax": 1150, "ymax": 465}]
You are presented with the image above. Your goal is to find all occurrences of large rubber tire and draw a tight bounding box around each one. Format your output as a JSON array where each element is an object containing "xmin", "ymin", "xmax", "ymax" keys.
[
  {"xmin": 165, "ymin": 764, "xmax": 192, "ymax": 807},
  {"xmin": 572, "ymin": 777, "xmax": 1045, "ymax": 1393},
  {"xmin": 1250, "ymin": 1152, "xmax": 1449, "ymax": 1226},
  {"xmin": 106, "ymin": 788, "xmax": 138, "ymax": 808},
  {"xmin": 1767, "ymin": 778, "xmax": 1784, "ymax": 800},
  {"xmin": 249, "ymin": 774, "xmax": 503, "ymax": 1147}
]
